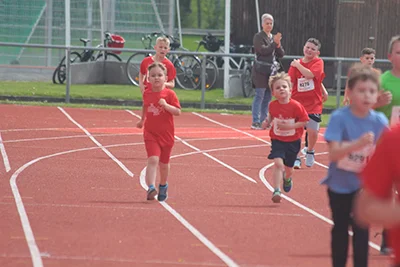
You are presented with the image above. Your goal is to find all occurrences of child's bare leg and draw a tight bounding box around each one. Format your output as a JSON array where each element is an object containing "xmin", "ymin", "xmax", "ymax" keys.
[
  {"xmin": 307, "ymin": 128, "xmax": 318, "ymax": 151},
  {"xmin": 284, "ymin": 166, "xmax": 294, "ymax": 180},
  {"xmin": 273, "ymin": 158, "xmax": 285, "ymax": 190},
  {"xmin": 159, "ymin": 162, "xmax": 170, "ymax": 185},
  {"xmin": 146, "ymin": 156, "xmax": 159, "ymax": 187}
]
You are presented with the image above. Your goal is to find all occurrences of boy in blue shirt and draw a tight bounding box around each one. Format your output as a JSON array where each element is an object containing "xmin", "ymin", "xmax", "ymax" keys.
[{"xmin": 322, "ymin": 63, "xmax": 389, "ymax": 267}]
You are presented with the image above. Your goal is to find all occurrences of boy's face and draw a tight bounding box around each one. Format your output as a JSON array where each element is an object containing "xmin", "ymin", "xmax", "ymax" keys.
[
  {"xmin": 303, "ymin": 42, "xmax": 320, "ymax": 60},
  {"xmin": 388, "ymin": 41, "xmax": 400, "ymax": 70},
  {"xmin": 154, "ymin": 41, "xmax": 170, "ymax": 57},
  {"xmin": 360, "ymin": 54, "xmax": 375, "ymax": 66},
  {"xmin": 348, "ymin": 79, "xmax": 378, "ymax": 111},
  {"xmin": 272, "ymin": 79, "xmax": 291, "ymax": 100}
]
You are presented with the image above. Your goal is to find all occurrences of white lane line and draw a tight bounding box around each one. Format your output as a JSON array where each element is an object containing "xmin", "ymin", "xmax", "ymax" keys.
[
  {"xmin": 192, "ymin": 112, "xmax": 381, "ymax": 251},
  {"xmin": 0, "ymin": 132, "xmax": 11, "ymax": 172},
  {"xmin": 58, "ymin": 107, "xmax": 134, "ymax": 177},
  {"xmin": 259, "ymin": 164, "xmax": 381, "ymax": 251},
  {"xmin": 126, "ymin": 110, "xmax": 257, "ymax": 183}
]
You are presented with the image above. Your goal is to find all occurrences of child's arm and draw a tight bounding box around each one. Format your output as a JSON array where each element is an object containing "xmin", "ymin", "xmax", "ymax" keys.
[
  {"xmin": 276, "ymin": 120, "xmax": 308, "ymax": 130},
  {"xmin": 321, "ymin": 83, "xmax": 328, "ymax": 102},
  {"xmin": 159, "ymin": 99, "xmax": 181, "ymax": 116},
  {"xmin": 139, "ymin": 73, "xmax": 145, "ymax": 94},
  {"xmin": 291, "ymin": 59, "xmax": 314, "ymax": 79},
  {"xmin": 327, "ymin": 132, "xmax": 374, "ymax": 162},
  {"xmin": 165, "ymin": 79, "xmax": 175, "ymax": 89},
  {"xmin": 136, "ymin": 104, "xmax": 146, "ymax": 128}
]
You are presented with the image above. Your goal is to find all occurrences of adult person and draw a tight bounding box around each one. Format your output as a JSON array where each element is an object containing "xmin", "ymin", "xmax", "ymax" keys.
[{"xmin": 251, "ymin": 13, "xmax": 285, "ymax": 130}]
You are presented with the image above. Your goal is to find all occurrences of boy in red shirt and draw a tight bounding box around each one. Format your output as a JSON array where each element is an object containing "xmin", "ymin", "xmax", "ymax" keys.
[
  {"xmin": 355, "ymin": 124, "xmax": 400, "ymax": 267},
  {"xmin": 262, "ymin": 72, "xmax": 309, "ymax": 203},
  {"xmin": 288, "ymin": 38, "xmax": 325, "ymax": 168},
  {"xmin": 139, "ymin": 36, "xmax": 177, "ymax": 94},
  {"xmin": 136, "ymin": 62, "xmax": 181, "ymax": 201}
]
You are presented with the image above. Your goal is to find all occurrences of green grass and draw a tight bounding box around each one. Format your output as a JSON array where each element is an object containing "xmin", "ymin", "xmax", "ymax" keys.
[{"xmin": 0, "ymin": 81, "xmax": 342, "ymax": 110}]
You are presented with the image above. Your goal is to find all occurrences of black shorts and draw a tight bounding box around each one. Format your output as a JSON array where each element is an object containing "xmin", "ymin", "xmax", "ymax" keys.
[{"xmin": 268, "ymin": 139, "xmax": 301, "ymax": 168}]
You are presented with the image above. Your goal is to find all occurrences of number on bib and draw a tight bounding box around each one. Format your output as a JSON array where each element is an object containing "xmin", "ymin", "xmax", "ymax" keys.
[
  {"xmin": 337, "ymin": 143, "xmax": 375, "ymax": 173},
  {"xmin": 390, "ymin": 106, "xmax": 400, "ymax": 126},
  {"xmin": 297, "ymin": 78, "xmax": 315, "ymax": 92},
  {"xmin": 273, "ymin": 118, "xmax": 296, "ymax": 136}
]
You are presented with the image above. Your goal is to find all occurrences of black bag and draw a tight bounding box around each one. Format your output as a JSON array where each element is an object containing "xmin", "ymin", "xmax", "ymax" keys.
[{"xmin": 254, "ymin": 59, "xmax": 273, "ymax": 75}]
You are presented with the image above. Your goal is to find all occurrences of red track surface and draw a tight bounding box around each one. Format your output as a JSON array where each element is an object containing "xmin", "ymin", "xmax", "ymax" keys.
[{"xmin": 0, "ymin": 105, "xmax": 391, "ymax": 267}]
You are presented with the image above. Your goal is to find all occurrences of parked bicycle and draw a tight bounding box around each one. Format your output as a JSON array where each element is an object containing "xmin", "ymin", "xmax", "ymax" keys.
[
  {"xmin": 52, "ymin": 32, "xmax": 125, "ymax": 84},
  {"xmin": 197, "ymin": 33, "xmax": 255, "ymax": 97},
  {"xmin": 125, "ymin": 32, "xmax": 217, "ymax": 90}
]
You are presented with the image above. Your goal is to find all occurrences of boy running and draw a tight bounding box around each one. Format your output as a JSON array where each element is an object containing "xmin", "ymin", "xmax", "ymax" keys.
[
  {"xmin": 322, "ymin": 63, "xmax": 389, "ymax": 267},
  {"xmin": 139, "ymin": 36, "xmax": 177, "ymax": 94},
  {"xmin": 288, "ymin": 38, "xmax": 326, "ymax": 168},
  {"xmin": 262, "ymin": 72, "xmax": 309, "ymax": 203},
  {"xmin": 136, "ymin": 62, "xmax": 181, "ymax": 201}
]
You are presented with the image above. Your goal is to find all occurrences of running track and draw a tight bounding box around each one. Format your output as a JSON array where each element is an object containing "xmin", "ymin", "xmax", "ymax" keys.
[{"xmin": 0, "ymin": 105, "xmax": 391, "ymax": 267}]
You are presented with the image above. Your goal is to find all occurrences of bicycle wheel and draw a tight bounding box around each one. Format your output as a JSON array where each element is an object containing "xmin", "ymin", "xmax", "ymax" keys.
[
  {"xmin": 55, "ymin": 52, "xmax": 81, "ymax": 84},
  {"xmin": 126, "ymin": 52, "xmax": 150, "ymax": 86},
  {"xmin": 174, "ymin": 55, "xmax": 202, "ymax": 90},
  {"xmin": 203, "ymin": 58, "xmax": 219, "ymax": 90},
  {"xmin": 241, "ymin": 64, "xmax": 254, "ymax": 97}
]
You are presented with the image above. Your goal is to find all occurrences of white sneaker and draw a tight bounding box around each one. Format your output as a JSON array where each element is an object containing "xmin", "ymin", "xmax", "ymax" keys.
[
  {"xmin": 301, "ymin": 147, "xmax": 308, "ymax": 155},
  {"xmin": 305, "ymin": 150, "xmax": 315, "ymax": 167},
  {"xmin": 293, "ymin": 158, "xmax": 301, "ymax": 169}
]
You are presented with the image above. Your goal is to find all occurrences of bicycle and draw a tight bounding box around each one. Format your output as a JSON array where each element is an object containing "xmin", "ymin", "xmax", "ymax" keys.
[
  {"xmin": 125, "ymin": 32, "xmax": 216, "ymax": 90},
  {"xmin": 197, "ymin": 33, "xmax": 255, "ymax": 97},
  {"xmin": 52, "ymin": 32, "xmax": 125, "ymax": 84}
]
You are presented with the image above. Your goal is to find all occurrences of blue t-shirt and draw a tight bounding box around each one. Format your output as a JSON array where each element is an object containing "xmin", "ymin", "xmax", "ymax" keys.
[{"xmin": 321, "ymin": 106, "xmax": 389, "ymax": 193}]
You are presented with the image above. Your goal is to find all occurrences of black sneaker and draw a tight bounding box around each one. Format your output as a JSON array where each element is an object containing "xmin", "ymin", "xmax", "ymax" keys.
[{"xmin": 251, "ymin": 122, "xmax": 262, "ymax": 130}]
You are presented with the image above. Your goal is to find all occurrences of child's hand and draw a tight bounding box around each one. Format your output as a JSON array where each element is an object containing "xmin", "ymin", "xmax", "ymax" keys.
[
  {"xmin": 261, "ymin": 120, "xmax": 271, "ymax": 129},
  {"xmin": 358, "ymin": 132, "xmax": 374, "ymax": 147},
  {"xmin": 290, "ymin": 59, "xmax": 301, "ymax": 68},
  {"xmin": 158, "ymin": 98, "xmax": 167, "ymax": 107},
  {"xmin": 377, "ymin": 90, "xmax": 392, "ymax": 106},
  {"xmin": 276, "ymin": 121, "xmax": 293, "ymax": 130},
  {"xmin": 136, "ymin": 120, "xmax": 144, "ymax": 129}
]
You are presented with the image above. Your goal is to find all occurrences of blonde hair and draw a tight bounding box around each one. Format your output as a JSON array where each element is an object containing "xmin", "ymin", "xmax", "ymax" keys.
[
  {"xmin": 388, "ymin": 35, "xmax": 400, "ymax": 54},
  {"xmin": 347, "ymin": 63, "xmax": 380, "ymax": 90},
  {"xmin": 268, "ymin": 72, "xmax": 292, "ymax": 90},
  {"xmin": 155, "ymin": 36, "xmax": 170, "ymax": 47},
  {"xmin": 148, "ymin": 62, "xmax": 167, "ymax": 75}
]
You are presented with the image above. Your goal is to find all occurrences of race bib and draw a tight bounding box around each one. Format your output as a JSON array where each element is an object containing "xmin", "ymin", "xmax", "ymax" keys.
[
  {"xmin": 297, "ymin": 78, "xmax": 315, "ymax": 92},
  {"xmin": 273, "ymin": 118, "xmax": 295, "ymax": 136},
  {"xmin": 390, "ymin": 106, "xmax": 400, "ymax": 126},
  {"xmin": 337, "ymin": 143, "xmax": 375, "ymax": 173}
]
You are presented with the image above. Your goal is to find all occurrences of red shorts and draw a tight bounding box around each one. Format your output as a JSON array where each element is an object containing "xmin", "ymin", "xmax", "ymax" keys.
[{"xmin": 145, "ymin": 140, "xmax": 173, "ymax": 164}]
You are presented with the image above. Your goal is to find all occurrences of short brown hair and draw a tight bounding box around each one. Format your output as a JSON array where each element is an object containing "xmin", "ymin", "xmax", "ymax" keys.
[
  {"xmin": 347, "ymin": 63, "xmax": 380, "ymax": 90},
  {"xmin": 306, "ymin": 38, "xmax": 321, "ymax": 50},
  {"xmin": 148, "ymin": 62, "xmax": 167, "ymax": 74},
  {"xmin": 268, "ymin": 72, "xmax": 292, "ymax": 90},
  {"xmin": 361, "ymin": 47, "xmax": 376, "ymax": 56},
  {"xmin": 388, "ymin": 35, "xmax": 400, "ymax": 54}
]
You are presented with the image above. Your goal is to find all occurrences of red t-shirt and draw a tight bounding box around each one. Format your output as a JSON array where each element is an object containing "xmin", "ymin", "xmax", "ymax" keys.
[
  {"xmin": 268, "ymin": 99, "xmax": 309, "ymax": 142},
  {"xmin": 289, "ymin": 57, "xmax": 325, "ymax": 114},
  {"xmin": 360, "ymin": 125, "xmax": 400, "ymax": 264},
  {"xmin": 140, "ymin": 56, "xmax": 176, "ymax": 90},
  {"xmin": 143, "ymin": 88, "xmax": 181, "ymax": 146}
]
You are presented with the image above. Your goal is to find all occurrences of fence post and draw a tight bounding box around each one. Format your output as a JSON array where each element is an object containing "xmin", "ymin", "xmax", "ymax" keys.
[
  {"xmin": 200, "ymin": 55, "xmax": 207, "ymax": 109},
  {"xmin": 335, "ymin": 59, "xmax": 342, "ymax": 109},
  {"xmin": 65, "ymin": 47, "xmax": 71, "ymax": 103}
]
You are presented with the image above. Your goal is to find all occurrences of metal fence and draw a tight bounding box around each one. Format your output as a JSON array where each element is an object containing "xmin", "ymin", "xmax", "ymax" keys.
[
  {"xmin": 0, "ymin": 41, "xmax": 392, "ymax": 110},
  {"xmin": 0, "ymin": 0, "xmax": 173, "ymax": 66}
]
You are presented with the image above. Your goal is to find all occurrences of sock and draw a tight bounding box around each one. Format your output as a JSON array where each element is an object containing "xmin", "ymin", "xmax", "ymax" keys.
[
  {"xmin": 159, "ymin": 183, "xmax": 168, "ymax": 188},
  {"xmin": 148, "ymin": 184, "xmax": 155, "ymax": 190}
]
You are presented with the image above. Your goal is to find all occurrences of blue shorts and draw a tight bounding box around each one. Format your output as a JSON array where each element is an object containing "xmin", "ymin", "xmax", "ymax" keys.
[{"xmin": 268, "ymin": 139, "xmax": 301, "ymax": 167}]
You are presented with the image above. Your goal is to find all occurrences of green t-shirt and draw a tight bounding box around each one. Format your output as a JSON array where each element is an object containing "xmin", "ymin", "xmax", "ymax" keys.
[{"xmin": 376, "ymin": 70, "xmax": 400, "ymax": 120}]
